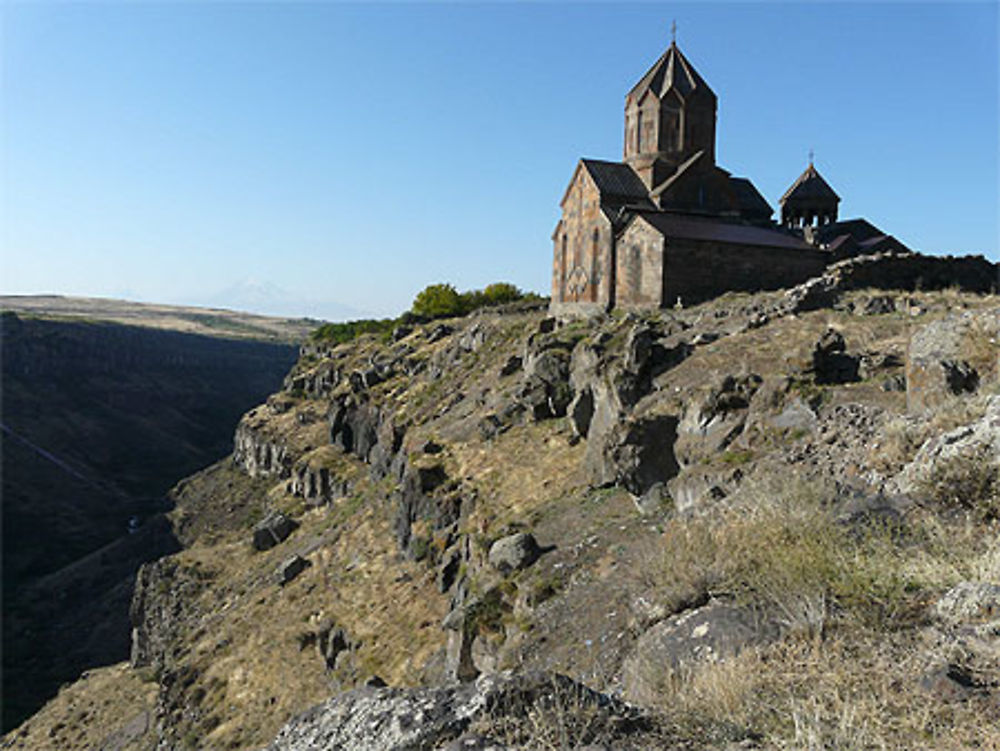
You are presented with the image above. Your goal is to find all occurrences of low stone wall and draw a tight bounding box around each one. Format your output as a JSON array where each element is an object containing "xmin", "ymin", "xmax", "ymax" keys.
[
  {"xmin": 829, "ymin": 251, "xmax": 997, "ymax": 295},
  {"xmin": 786, "ymin": 251, "xmax": 999, "ymax": 314}
]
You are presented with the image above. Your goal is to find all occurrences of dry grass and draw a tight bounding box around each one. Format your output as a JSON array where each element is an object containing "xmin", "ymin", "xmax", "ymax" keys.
[
  {"xmin": 654, "ymin": 634, "xmax": 1000, "ymax": 750},
  {"xmin": 471, "ymin": 675, "xmax": 649, "ymax": 750},
  {"xmin": 871, "ymin": 389, "xmax": 996, "ymax": 473},
  {"xmin": 919, "ymin": 444, "xmax": 1000, "ymax": 522},
  {"xmin": 960, "ymin": 311, "xmax": 1000, "ymax": 383},
  {"xmin": 643, "ymin": 468, "xmax": 1000, "ymax": 749},
  {"xmin": 1, "ymin": 662, "xmax": 158, "ymax": 751},
  {"xmin": 651, "ymin": 475, "xmax": 939, "ymax": 636}
]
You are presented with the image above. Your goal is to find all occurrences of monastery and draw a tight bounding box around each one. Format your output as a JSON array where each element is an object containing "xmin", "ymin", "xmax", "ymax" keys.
[{"xmin": 551, "ymin": 36, "xmax": 910, "ymax": 313}]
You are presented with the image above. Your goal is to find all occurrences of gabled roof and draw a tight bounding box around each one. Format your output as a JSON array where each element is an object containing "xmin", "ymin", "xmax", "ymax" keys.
[
  {"xmin": 630, "ymin": 211, "xmax": 813, "ymax": 251},
  {"xmin": 814, "ymin": 218, "xmax": 884, "ymax": 245},
  {"xmin": 729, "ymin": 177, "xmax": 773, "ymax": 218},
  {"xmin": 627, "ymin": 42, "xmax": 716, "ymax": 105},
  {"xmin": 580, "ymin": 159, "xmax": 652, "ymax": 203},
  {"xmin": 649, "ymin": 150, "xmax": 707, "ymax": 198},
  {"xmin": 780, "ymin": 163, "xmax": 840, "ymax": 205}
]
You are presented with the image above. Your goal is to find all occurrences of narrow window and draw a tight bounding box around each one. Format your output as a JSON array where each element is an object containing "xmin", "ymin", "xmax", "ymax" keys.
[
  {"xmin": 590, "ymin": 229, "xmax": 600, "ymax": 302},
  {"xmin": 637, "ymin": 111, "xmax": 643, "ymax": 151},
  {"xmin": 560, "ymin": 235, "xmax": 568, "ymax": 297}
]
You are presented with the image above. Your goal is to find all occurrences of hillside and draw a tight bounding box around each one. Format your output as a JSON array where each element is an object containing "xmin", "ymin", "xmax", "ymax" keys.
[
  {"xmin": 3, "ymin": 275, "xmax": 999, "ymax": 750},
  {"xmin": 1, "ymin": 312, "xmax": 299, "ymax": 731},
  {"xmin": 0, "ymin": 295, "xmax": 317, "ymax": 343}
]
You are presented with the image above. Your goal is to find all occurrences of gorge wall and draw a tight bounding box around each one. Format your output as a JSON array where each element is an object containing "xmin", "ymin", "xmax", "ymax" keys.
[{"xmin": 1, "ymin": 312, "xmax": 299, "ymax": 731}]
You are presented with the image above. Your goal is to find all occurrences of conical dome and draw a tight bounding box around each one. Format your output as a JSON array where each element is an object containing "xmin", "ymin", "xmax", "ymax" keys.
[{"xmin": 626, "ymin": 41, "xmax": 716, "ymax": 106}]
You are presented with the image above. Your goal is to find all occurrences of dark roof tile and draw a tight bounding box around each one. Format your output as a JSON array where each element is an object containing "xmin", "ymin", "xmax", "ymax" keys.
[
  {"xmin": 729, "ymin": 177, "xmax": 773, "ymax": 217},
  {"xmin": 780, "ymin": 163, "xmax": 840, "ymax": 204},
  {"xmin": 581, "ymin": 159, "xmax": 652, "ymax": 202},
  {"xmin": 634, "ymin": 212, "xmax": 813, "ymax": 251},
  {"xmin": 627, "ymin": 42, "xmax": 716, "ymax": 104}
]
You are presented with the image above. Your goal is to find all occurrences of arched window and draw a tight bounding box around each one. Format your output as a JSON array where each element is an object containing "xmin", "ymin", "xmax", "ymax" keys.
[{"xmin": 637, "ymin": 111, "xmax": 643, "ymax": 151}]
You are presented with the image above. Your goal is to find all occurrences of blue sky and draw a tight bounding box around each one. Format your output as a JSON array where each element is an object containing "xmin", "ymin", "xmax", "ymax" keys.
[{"xmin": 2, "ymin": 2, "xmax": 997, "ymax": 319}]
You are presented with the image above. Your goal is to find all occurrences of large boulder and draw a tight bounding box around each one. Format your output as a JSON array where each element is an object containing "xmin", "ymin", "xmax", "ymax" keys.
[
  {"xmin": 674, "ymin": 373, "xmax": 762, "ymax": 468},
  {"xmin": 252, "ymin": 512, "xmax": 298, "ymax": 552},
  {"xmin": 488, "ymin": 533, "xmax": 542, "ymax": 574},
  {"xmin": 274, "ymin": 555, "xmax": 310, "ymax": 586},
  {"xmin": 621, "ymin": 601, "xmax": 779, "ymax": 706},
  {"xmin": 905, "ymin": 313, "xmax": 993, "ymax": 413},
  {"xmin": 263, "ymin": 671, "xmax": 650, "ymax": 751},
  {"xmin": 811, "ymin": 328, "xmax": 859, "ymax": 384}
]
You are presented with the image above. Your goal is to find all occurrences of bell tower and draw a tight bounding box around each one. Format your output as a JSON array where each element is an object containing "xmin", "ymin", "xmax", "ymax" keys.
[
  {"xmin": 780, "ymin": 157, "xmax": 841, "ymax": 228},
  {"xmin": 624, "ymin": 34, "xmax": 717, "ymax": 190}
]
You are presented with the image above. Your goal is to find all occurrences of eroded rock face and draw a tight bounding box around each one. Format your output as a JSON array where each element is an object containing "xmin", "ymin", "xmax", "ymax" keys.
[
  {"xmin": 234, "ymin": 419, "xmax": 290, "ymax": 478},
  {"xmin": 893, "ymin": 395, "xmax": 1000, "ymax": 497},
  {"xmin": 130, "ymin": 560, "xmax": 206, "ymax": 673},
  {"xmin": 905, "ymin": 313, "xmax": 991, "ymax": 413}
]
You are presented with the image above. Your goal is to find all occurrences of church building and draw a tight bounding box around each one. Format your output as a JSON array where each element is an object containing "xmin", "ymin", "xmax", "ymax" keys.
[{"xmin": 551, "ymin": 37, "xmax": 909, "ymax": 313}]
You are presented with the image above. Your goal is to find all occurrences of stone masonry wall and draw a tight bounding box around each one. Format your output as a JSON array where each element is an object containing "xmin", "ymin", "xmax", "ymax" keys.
[
  {"xmin": 616, "ymin": 218, "xmax": 665, "ymax": 308},
  {"xmin": 552, "ymin": 168, "xmax": 614, "ymax": 306},
  {"xmin": 661, "ymin": 238, "xmax": 829, "ymax": 307}
]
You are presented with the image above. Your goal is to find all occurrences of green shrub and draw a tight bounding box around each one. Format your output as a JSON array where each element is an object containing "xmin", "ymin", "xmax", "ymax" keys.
[
  {"xmin": 482, "ymin": 282, "xmax": 524, "ymax": 305},
  {"xmin": 310, "ymin": 318, "xmax": 397, "ymax": 344},
  {"xmin": 413, "ymin": 283, "xmax": 466, "ymax": 319},
  {"xmin": 412, "ymin": 281, "xmax": 539, "ymax": 320}
]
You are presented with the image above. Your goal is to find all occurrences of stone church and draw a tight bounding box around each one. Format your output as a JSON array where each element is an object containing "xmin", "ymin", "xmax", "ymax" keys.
[{"xmin": 551, "ymin": 39, "xmax": 909, "ymax": 313}]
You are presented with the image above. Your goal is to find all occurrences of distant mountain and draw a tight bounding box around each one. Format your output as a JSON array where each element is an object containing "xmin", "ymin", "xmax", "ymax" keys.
[{"xmin": 193, "ymin": 279, "xmax": 377, "ymax": 322}]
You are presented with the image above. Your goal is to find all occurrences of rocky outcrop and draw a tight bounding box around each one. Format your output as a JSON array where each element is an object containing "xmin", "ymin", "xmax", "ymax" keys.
[
  {"xmin": 263, "ymin": 671, "xmax": 651, "ymax": 751},
  {"xmin": 922, "ymin": 579, "xmax": 1000, "ymax": 704},
  {"xmin": 572, "ymin": 325, "xmax": 691, "ymax": 492},
  {"xmin": 906, "ymin": 312, "xmax": 995, "ymax": 413},
  {"xmin": 589, "ymin": 413, "xmax": 680, "ymax": 496},
  {"xmin": 284, "ymin": 359, "xmax": 342, "ymax": 398},
  {"xmin": 234, "ymin": 418, "xmax": 291, "ymax": 478},
  {"xmin": 893, "ymin": 394, "xmax": 1000, "ymax": 504},
  {"xmin": 129, "ymin": 559, "xmax": 207, "ymax": 674}
]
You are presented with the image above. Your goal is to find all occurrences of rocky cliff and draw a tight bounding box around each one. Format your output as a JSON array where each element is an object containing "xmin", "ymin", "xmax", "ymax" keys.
[{"xmin": 4, "ymin": 277, "xmax": 999, "ymax": 751}]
